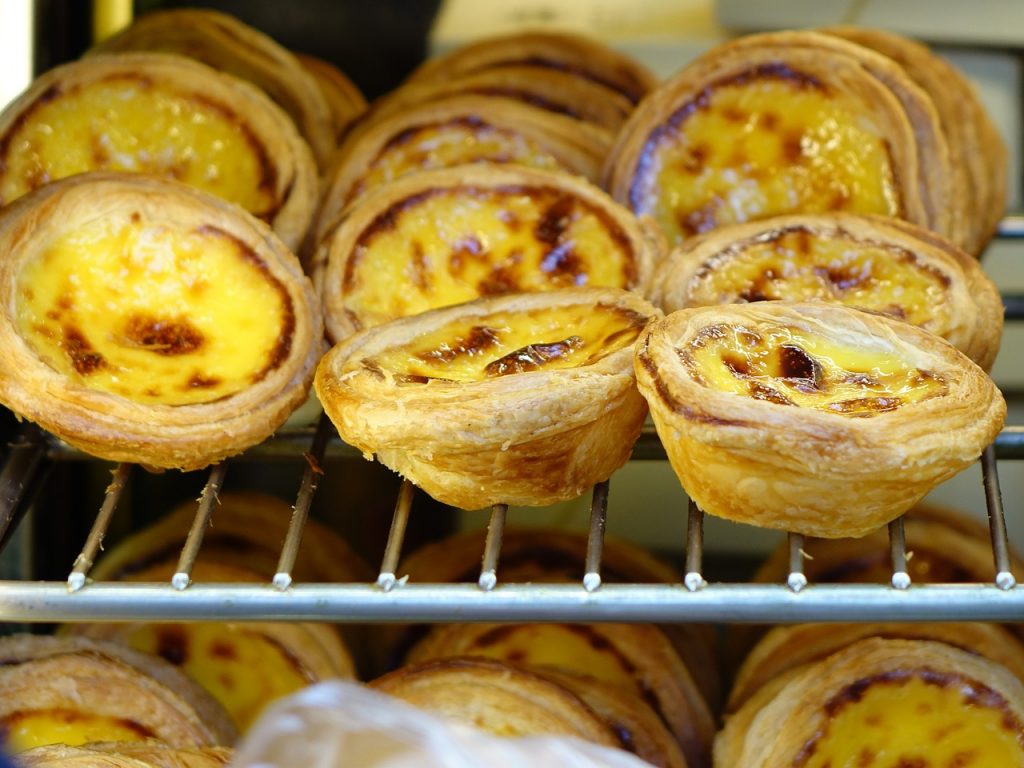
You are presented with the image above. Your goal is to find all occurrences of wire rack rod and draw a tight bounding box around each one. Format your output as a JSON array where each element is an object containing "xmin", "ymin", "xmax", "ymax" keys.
[
  {"xmin": 787, "ymin": 533, "xmax": 807, "ymax": 593},
  {"xmin": 684, "ymin": 499, "xmax": 705, "ymax": 592},
  {"xmin": 273, "ymin": 415, "xmax": 331, "ymax": 590},
  {"xmin": 376, "ymin": 480, "xmax": 414, "ymax": 591},
  {"xmin": 68, "ymin": 463, "xmax": 130, "ymax": 592},
  {"xmin": 583, "ymin": 481, "xmax": 609, "ymax": 593},
  {"xmin": 172, "ymin": 463, "xmax": 227, "ymax": 590},
  {"xmin": 479, "ymin": 504, "xmax": 507, "ymax": 591},
  {"xmin": 0, "ymin": 426, "xmax": 47, "ymax": 550},
  {"xmin": 982, "ymin": 444, "xmax": 1016, "ymax": 590},
  {"xmin": 889, "ymin": 517, "xmax": 911, "ymax": 590}
]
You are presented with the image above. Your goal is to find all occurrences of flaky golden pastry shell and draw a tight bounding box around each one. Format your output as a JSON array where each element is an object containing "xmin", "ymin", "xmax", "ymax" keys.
[
  {"xmin": 604, "ymin": 31, "xmax": 951, "ymax": 247},
  {"xmin": 294, "ymin": 53, "xmax": 367, "ymax": 142},
  {"xmin": 314, "ymin": 95, "xmax": 611, "ymax": 241},
  {"xmin": 370, "ymin": 657, "xmax": 620, "ymax": 747},
  {"xmin": 634, "ymin": 302, "xmax": 1005, "ymax": 538},
  {"xmin": 90, "ymin": 9, "xmax": 336, "ymax": 169},
  {"xmin": 728, "ymin": 622, "xmax": 1024, "ymax": 714},
  {"xmin": 407, "ymin": 623, "xmax": 714, "ymax": 768},
  {"xmin": 314, "ymin": 165, "xmax": 663, "ymax": 342},
  {"xmin": 0, "ymin": 635, "xmax": 235, "ymax": 751},
  {"xmin": 0, "ymin": 53, "xmax": 317, "ymax": 252},
  {"xmin": 652, "ymin": 213, "xmax": 1004, "ymax": 370},
  {"xmin": 0, "ymin": 173, "xmax": 323, "ymax": 471},
  {"xmin": 405, "ymin": 30, "xmax": 658, "ymax": 105},
  {"xmin": 17, "ymin": 742, "xmax": 231, "ymax": 768},
  {"xmin": 315, "ymin": 288, "xmax": 657, "ymax": 509},
  {"xmin": 715, "ymin": 638, "xmax": 1024, "ymax": 768}
]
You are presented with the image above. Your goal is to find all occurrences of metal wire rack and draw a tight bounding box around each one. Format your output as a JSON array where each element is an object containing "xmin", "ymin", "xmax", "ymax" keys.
[{"xmin": 0, "ymin": 223, "xmax": 1022, "ymax": 626}]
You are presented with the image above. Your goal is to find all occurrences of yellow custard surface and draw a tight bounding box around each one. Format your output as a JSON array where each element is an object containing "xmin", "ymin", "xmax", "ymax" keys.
[
  {"xmin": 348, "ymin": 120, "xmax": 563, "ymax": 203},
  {"xmin": 344, "ymin": 186, "xmax": 637, "ymax": 328},
  {"xmin": 16, "ymin": 217, "xmax": 291, "ymax": 405},
  {"xmin": 2, "ymin": 710, "xmax": 151, "ymax": 752},
  {"xmin": 685, "ymin": 323, "xmax": 946, "ymax": 416},
  {"xmin": 361, "ymin": 303, "xmax": 647, "ymax": 382},
  {"xmin": 634, "ymin": 76, "xmax": 900, "ymax": 245},
  {"xmin": 0, "ymin": 77, "xmax": 276, "ymax": 215},
  {"xmin": 799, "ymin": 672, "xmax": 1024, "ymax": 768},
  {"xmin": 689, "ymin": 229, "xmax": 952, "ymax": 329},
  {"xmin": 125, "ymin": 623, "xmax": 310, "ymax": 731}
]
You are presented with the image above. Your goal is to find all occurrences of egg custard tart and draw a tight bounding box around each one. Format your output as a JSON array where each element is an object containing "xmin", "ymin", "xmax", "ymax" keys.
[
  {"xmin": 0, "ymin": 174, "xmax": 322, "ymax": 470},
  {"xmin": 0, "ymin": 635, "xmax": 235, "ymax": 753},
  {"xmin": 315, "ymin": 166, "xmax": 661, "ymax": 343},
  {"xmin": 404, "ymin": 30, "xmax": 658, "ymax": 106},
  {"xmin": 605, "ymin": 31, "xmax": 952, "ymax": 249},
  {"xmin": 634, "ymin": 302, "xmax": 1005, "ymax": 538},
  {"xmin": 316, "ymin": 288, "xmax": 656, "ymax": 509},
  {"xmin": 0, "ymin": 53, "xmax": 317, "ymax": 251},
  {"xmin": 652, "ymin": 213, "xmax": 1003, "ymax": 370},
  {"xmin": 89, "ymin": 8, "xmax": 336, "ymax": 169},
  {"xmin": 715, "ymin": 638, "xmax": 1024, "ymax": 768},
  {"xmin": 314, "ymin": 96, "xmax": 610, "ymax": 240},
  {"xmin": 17, "ymin": 742, "xmax": 232, "ymax": 768}
]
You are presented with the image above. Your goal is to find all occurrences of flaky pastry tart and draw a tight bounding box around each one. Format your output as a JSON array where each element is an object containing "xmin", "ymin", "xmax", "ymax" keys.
[
  {"xmin": 0, "ymin": 52, "xmax": 317, "ymax": 251},
  {"xmin": 316, "ymin": 288, "xmax": 658, "ymax": 509},
  {"xmin": 634, "ymin": 302, "xmax": 1004, "ymax": 538},
  {"xmin": 715, "ymin": 638, "xmax": 1024, "ymax": 768},
  {"xmin": 605, "ymin": 31, "xmax": 953, "ymax": 248},
  {"xmin": 652, "ymin": 214, "xmax": 1003, "ymax": 370},
  {"xmin": 0, "ymin": 174, "xmax": 322, "ymax": 470},
  {"xmin": 314, "ymin": 165, "xmax": 662, "ymax": 343}
]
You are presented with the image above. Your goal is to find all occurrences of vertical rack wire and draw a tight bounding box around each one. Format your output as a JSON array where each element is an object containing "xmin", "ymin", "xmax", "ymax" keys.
[
  {"xmin": 583, "ymin": 481, "xmax": 609, "ymax": 592},
  {"xmin": 478, "ymin": 504, "xmax": 507, "ymax": 591},
  {"xmin": 981, "ymin": 444, "xmax": 1016, "ymax": 589},
  {"xmin": 684, "ymin": 499, "xmax": 705, "ymax": 591},
  {"xmin": 171, "ymin": 463, "xmax": 227, "ymax": 590},
  {"xmin": 889, "ymin": 518, "xmax": 911, "ymax": 590},
  {"xmin": 67, "ymin": 463, "xmax": 131, "ymax": 592},
  {"xmin": 787, "ymin": 533, "xmax": 807, "ymax": 592},
  {"xmin": 377, "ymin": 480, "xmax": 414, "ymax": 591}
]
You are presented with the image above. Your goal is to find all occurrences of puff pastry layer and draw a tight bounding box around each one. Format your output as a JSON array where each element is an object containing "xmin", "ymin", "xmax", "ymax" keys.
[
  {"xmin": 605, "ymin": 31, "xmax": 953, "ymax": 248},
  {"xmin": 90, "ymin": 9, "xmax": 337, "ymax": 169},
  {"xmin": 0, "ymin": 173, "xmax": 322, "ymax": 470},
  {"xmin": 715, "ymin": 638, "xmax": 1024, "ymax": 768},
  {"xmin": 371, "ymin": 657, "xmax": 619, "ymax": 746},
  {"xmin": 635, "ymin": 302, "xmax": 1005, "ymax": 537},
  {"xmin": 17, "ymin": 742, "xmax": 231, "ymax": 768},
  {"xmin": 315, "ymin": 95, "xmax": 610, "ymax": 240},
  {"xmin": 652, "ymin": 214, "xmax": 1004, "ymax": 370},
  {"xmin": 0, "ymin": 52, "xmax": 317, "ymax": 251},
  {"xmin": 0, "ymin": 635, "xmax": 234, "ymax": 753},
  {"xmin": 316, "ymin": 288, "xmax": 657, "ymax": 509},
  {"xmin": 295, "ymin": 53, "xmax": 367, "ymax": 143},
  {"xmin": 408, "ymin": 623, "xmax": 714, "ymax": 768},
  {"xmin": 315, "ymin": 166, "xmax": 661, "ymax": 342},
  {"xmin": 405, "ymin": 30, "xmax": 658, "ymax": 105}
]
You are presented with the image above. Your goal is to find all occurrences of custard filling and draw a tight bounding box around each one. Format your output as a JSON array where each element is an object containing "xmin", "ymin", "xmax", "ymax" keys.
[
  {"xmin": 344, "ymin": 185, "xmax": 637, "ymax": 329},
  {"xmin": 799, "ymin": 672, "xmax": 1024, "ymax": 768},
  {"xmin": 2, "ymin": 710, "xmax": 153, "ymax": 752},
  {"xmin": 126, "ymin": 623, "xmax": 311, "ymax": 731},
  {"xmin": 362, "ymin": 303, "xmax": 647, "ymax": 382},
  {"xmin": 16, "ymin": 217, "xmax": 293, "ymax": 405},
  {"xmin": 689, "ymin": 228, "xmax": 952, "ymax": 329},
  {"xmin": 684, "ymin": 323, "xmax": 946, "ymax": 415},
  {"xmin": 0, "ymin": 76, "xmax": 276, "ymax": 214},
  {"xmin": 348, "ymin": 119, "xmax": 563, "ymax": 203},
  {"xmin": 632, "ymin": 68, "xmax": 900, "ymax": 245}
]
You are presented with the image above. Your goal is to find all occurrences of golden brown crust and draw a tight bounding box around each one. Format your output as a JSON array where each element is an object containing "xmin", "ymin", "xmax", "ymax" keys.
[
  {"xmin": 314, "ymin": 165, "xmax": 662, "ymax": 342},
  {"xmin": 90, "ymin": 9, "xmax": 336, "ymax": 170},
  {"xmin": 651, "ymin": 213, "xmax": 1004, "ymax": 370},
  {"xmin": 405, "ymin": 30, "xmax": 658, "ymax": 105},
  {"xmin": 0, "ymin": 635, "xmax": 235, "ymax": 749},
  {"xmin": 634, "ymin": 302, "xmax": 1005, "ymax": 538},
  {"xmin": 728, "ymin": 622, "xmax": 1024, "ymax": 715},
  {"xmin": 315, "ymin": 288, "xmax": 658, "ymax": 509},
  {"xmin": 370, "ymin": 657, "xmax": 620, "ymax": 746},
  {"xmin": 407, "ymin": 623, "xmax": 714, "ymax": 768},
  {"xmin": 604, "ymin": 31, "xmax": 951, "ymax": 247},
  {"xmin": 314, "ymin": 95, "xmax": 611, "ymax": 243},
  {"xmin": 0, "ymin": 173, "xmax": 323, "ymax": 471},
  {"xmin": 0, "ymin": 53, "xmax": 317, "ymax": 251},
  {"xmin": 17, "ymin": 742, "xmax": 232, "ymax": 768},
  {"xmin": 717, "ymin": 638, "xmax": 1024, "ymax": 768},
  {"xmin": 294, "ymin": 53, "xmax": 367, "ymax": 143}
]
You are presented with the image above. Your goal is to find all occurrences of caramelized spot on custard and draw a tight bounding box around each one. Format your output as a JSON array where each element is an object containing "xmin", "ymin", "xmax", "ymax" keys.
[
  {"xmin": 156, "ymin": 625, "xmax": 190, "ymax": 665},
  {"xmin": 484, "ymin": 335, "xmax": 584, "ymax": 376},
  {"xmin": 410, "ymin": 241, "xmax": 431, "ymax": 291},
  {"xmin": 210, "ymin": 641, "xmax": 238, "ymax": 661},
  {"xmin": 749, "ymin": 380, "xmax": 794, "ymax": 405},
  {"xmin": 187, "ymin": 372, "xmax": 221, "ymax": 389},
  {"xmin": 62, "ymin": 325, "xmax": 105, "ymax": 374},
  {"xmin": 123, "ymin": 314, "xmax": 204, "ymax": 356},
  {"xmin": 417, "ymin": 325, "xmax": 502, "ymax": 365}
]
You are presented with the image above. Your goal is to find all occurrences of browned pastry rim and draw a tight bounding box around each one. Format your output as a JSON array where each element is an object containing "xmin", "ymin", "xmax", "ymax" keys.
[
  {"xmin": 651, "ymin": 213, "xmax": 1003, "ymax": 370},
  {"xmin": 634, "ymin": 301, "xmax": 1005, "ymax": 537},
  {"xmin": 0, "ymin": 52, "xmax": 318, "ymax": 252},
  {"xmin": 16, "ymin": 742, "xmax": 232, "ymax": 767},
  {"xmin": 0, "ymin": 173, "xmax": 323, "ymax": 471},
  {"xmin": 294, "ymin": 52, "xmax": 367, "ymax": 142},
  {"xmin": 315, "ymin": 288, "xmax": 658, "ymax": 509},
  {"xmin": 90, "ymin": 8, "xmax": 337, "ymax": 169},
  {"xmin": 405, "ymin": 30, "xmax": 659, "ymax": 105}
]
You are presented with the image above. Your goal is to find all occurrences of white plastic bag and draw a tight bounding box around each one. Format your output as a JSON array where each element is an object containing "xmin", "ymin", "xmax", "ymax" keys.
[{"xmin": 231, "ymin": 680, "xmax": 654, "ymax": 768}]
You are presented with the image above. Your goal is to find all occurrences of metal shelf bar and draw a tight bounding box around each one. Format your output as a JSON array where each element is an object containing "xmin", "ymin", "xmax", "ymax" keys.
[
  {"xmin": 684, "ymin": 499, "xmax": 705, "ymax": 592},
  {"xmin": 982, "ymin": 444, "xmax": 1017, "ymax": 589},
  {"xmin": 583, "ymin": 480, "xmax": 609, "ymax": 593},
  {"xmin": 787, "ymin": 533, "xmax": 807, "ymax": 593},
  {"xmin": 6, "ymin": 582, "xmax": 1024, "ymax": 623},
  {"xmin": 68, "ymin": 463, "xmax": 130, "ymax": 592},
  {"xmin": 376, "ymin": 480, "xmax": 414, "ymax": 591},
  {"xmin": 478, "ymin": 504, "xmax": 507, "ymax": 591},
  {"xmin": 889, "ymin": 518, "xmax": 911, "ymax": 590},
  {"xmin": 171, "ymin": 463, "xmax": 227, "ymax": 590}
]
